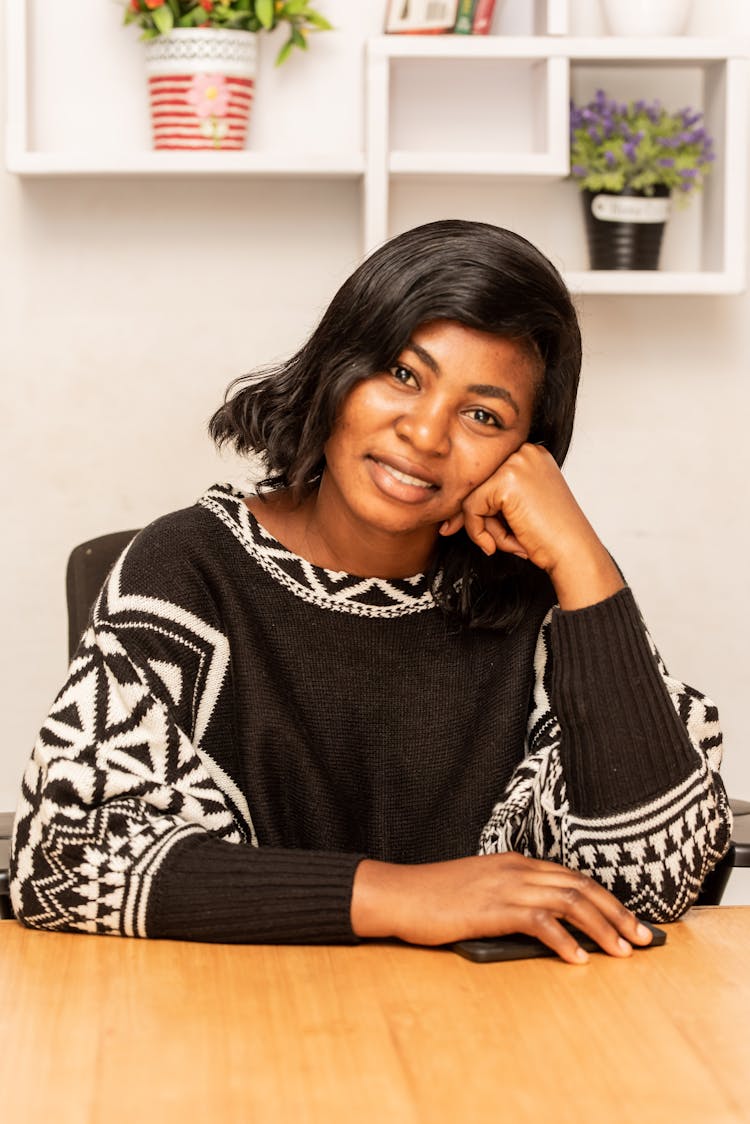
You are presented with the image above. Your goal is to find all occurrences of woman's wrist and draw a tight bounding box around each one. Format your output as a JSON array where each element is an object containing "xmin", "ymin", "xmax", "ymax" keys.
[
  {"xmin": 353, "ymin": 858, "xmax": 398, "ymax": 939},
  {"xmin": 351, "ymin": 858, "xmax": 408, "ymax": 939},
  {"xmin": 548, "ymin": 540, "xmax": 624, "ymax": 611}
]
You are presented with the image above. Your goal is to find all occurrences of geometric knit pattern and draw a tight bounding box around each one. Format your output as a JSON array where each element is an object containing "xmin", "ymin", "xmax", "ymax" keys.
[
  {"xmin": 10, "ymin": 482, "xmax": 440, "ymax": 936},
  {"xmin": 10, "ymin": 541, "xmax": 248, "ymax": 936},
  {"xmin": 10, "ymin": 486, "xmax": 732, "ymax": 938},
  {"xmin": 478, "ymin": 609, "xmax": 732, "ymax": 922},
  {"xmin": 199, "ymin": 483, "xmax": 436, "ymax": 617}
]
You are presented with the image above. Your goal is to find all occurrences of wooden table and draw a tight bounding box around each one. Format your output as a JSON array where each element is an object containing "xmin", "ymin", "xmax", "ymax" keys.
[{"xmin": 1, "ymin": 908, "xmax": 749, "ymax": 1124}]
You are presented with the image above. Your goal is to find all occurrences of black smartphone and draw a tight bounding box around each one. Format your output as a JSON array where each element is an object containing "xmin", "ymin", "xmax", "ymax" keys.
[{"xmin": 452, "ymin": 919, "xmax": 667, "ymax": 963}]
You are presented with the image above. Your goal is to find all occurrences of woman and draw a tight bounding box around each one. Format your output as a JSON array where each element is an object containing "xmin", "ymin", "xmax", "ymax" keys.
[{"xmin": 10, "ymin": 220, "xmax": 731, "ymax": 964}]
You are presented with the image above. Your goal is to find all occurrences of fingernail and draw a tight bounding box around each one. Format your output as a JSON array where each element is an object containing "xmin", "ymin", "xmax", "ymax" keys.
[
  {"xmin": 617, "ymin": 938, "xmax": 632, "ymax": 955},
  {"xmin": 575, "ymin": 947, "xmax": 589, "ymax": 963},
  {"xmin": 636, "ymin": 923, "xmax": 652, "ymax": 942},
  {"xmin": 439, "ymin": 521, "xmax": 449, "ymax": 534}
]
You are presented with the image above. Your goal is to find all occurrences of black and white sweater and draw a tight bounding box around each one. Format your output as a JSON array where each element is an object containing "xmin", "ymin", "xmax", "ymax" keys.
[{"xmin": 10, "ymin": 484, "xmax": 731, "ymax": 942}]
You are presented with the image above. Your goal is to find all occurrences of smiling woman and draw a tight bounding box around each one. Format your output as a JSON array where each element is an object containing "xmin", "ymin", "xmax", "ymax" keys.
[
  {"xmin": 247, "ymin": 323, "xmax": 543, "ymax": 580},
  {"xmin": 211, "ymin": 220, "xmax": 583, "ymax": 630},
  {"xmin": 10, "ymin": 220, "xmax": 731, "ymax": 965}
]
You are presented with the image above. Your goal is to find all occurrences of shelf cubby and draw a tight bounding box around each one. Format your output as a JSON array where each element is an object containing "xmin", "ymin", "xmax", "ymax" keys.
[{"xmin": 5, "ymin": 0, "xmax": 749, "ymax": 295}]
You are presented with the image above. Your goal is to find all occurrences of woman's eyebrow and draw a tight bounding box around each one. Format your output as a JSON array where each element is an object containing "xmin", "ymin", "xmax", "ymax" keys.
[
  {"xmin": 404, "ymin": 342, "xmax": 520, "ymax": 416},
  {"xmin": 405, "ymin": 341, "xmax": 439, "ymax": 372}
]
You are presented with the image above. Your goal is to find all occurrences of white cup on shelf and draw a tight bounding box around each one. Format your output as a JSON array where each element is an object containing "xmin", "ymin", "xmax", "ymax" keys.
[{"xmin": 601, "ymin": 0, "xmax": 692, "ymax": 36}]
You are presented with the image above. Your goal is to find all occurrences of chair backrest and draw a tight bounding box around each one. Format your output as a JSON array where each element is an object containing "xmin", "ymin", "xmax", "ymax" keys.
[
  {"xmin": 0, "ymin": 812, "xmax": 14, "ymax": 919},
  {"xmin": 66, "ymin": 530, "xmax": 139, "ymax": 659},
  {"xmin": 695, "ymin": 843, "xmax": 736, "ymax": 906}
]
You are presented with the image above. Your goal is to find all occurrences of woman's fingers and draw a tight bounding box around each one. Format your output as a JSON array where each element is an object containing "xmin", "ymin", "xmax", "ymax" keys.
[
  {"xmin": 513, "ymin": 885, "xmax": 634, "ymax": 960},
  {"xmin": 521, "ymin": 914, "xmax": 593, "ymax": 966},
  {"xmin": 526, "ymin": 867, "xmax": 654, "ymax": 948},
  {"xmin": 439, "ymin": 512, "xmax": 464, "ymax": 536},
  {"xmin": 461, "ymin": 508, "xmax": 528, "ymax": 560},
  {"xmin": 480, "ymin": 517, "xmax": 528, "ymax": 559},
  {"xmin": 492, "ymin": 854, "xmax": 653, "ymax": 955},
  {"xmin": 493, "ymin": 906, "xmax": 589, "ymax": 965},
  {"xmin": 439, "ymin": 510, "xmax": 528, "ymax": 559},
  {"xmin": 462, "ymin": 507, "xmax": 495, "ymax": 552}
]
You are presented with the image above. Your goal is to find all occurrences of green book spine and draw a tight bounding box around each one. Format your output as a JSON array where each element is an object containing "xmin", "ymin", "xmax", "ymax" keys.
[{"xmin": 454, "ymin": 0, "xmax": 478, "ymax": 34}]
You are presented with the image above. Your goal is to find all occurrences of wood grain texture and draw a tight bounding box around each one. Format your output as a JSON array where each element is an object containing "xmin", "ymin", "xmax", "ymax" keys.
[{"xmin": 1, "ymin": 908, "xmax": 749, "ymax": 1124}]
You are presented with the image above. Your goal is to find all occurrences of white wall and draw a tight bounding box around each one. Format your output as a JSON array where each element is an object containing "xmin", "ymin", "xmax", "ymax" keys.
[{"xmin": 1, "ymin": 0, "xmax": 749, "ymax": 895}]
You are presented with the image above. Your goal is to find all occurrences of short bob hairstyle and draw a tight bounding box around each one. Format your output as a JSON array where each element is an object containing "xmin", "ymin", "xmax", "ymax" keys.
[{"xmin": 210, "ymin": 219, "xmax": 582, "ymax": 632}]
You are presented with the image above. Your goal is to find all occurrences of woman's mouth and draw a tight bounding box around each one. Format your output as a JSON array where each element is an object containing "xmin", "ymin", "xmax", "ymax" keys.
[
  {"xmin": 374, "ymin": 459, "xmax": 437, "ymax": 488},
  {"xmin": 367, "ymin": 457, "xmax": 440, "ymax": 502}
]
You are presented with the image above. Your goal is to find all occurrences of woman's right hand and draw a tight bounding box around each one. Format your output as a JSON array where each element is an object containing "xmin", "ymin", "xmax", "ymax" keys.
[{"xmin": 350, "ymin": 853, "xmax": 655, "ymax": 964}]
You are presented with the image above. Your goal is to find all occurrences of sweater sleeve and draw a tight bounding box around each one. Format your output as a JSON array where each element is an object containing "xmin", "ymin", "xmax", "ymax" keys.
[
  {"xmin": 9, "ymin": 530, "xmax": 363, "ymax": 944},
  {"xmin": 478, "ymin": 587, "xmax": 732, "ymax": 921}
]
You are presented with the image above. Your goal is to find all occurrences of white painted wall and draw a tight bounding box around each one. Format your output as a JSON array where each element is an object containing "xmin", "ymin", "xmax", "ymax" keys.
[{"xmin": 1, "ymin": 0, "xmax": 748, "ymax": 896}]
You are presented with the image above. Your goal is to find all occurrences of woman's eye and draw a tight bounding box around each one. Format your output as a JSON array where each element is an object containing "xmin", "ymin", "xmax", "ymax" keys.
[
  {"xmin": 390, "ymin": 365, "xmax": 418, "ymax": 387},
  {"xmin": 466, "ymin": 407, "xmax": 503, "ymax": 429}
]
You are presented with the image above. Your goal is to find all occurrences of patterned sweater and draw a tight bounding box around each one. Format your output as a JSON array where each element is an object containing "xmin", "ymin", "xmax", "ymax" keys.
[{"xmin": 10, "ymin": 484, "xmax": 731, "ymax": 942}]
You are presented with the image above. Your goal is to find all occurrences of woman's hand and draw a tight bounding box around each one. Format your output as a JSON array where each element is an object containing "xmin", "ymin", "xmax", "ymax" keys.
[
  {"xmin": 439, "ymin": 443, "xmax": 623, "ymax": 610},
  {"xmin": 351, "ymin": 853, "xmax": 654, "ymax": 964}
]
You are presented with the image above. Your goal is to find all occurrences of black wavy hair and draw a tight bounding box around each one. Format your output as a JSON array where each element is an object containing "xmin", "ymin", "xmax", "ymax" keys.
[{"xmin": 209, "ymin": 219, "xmax": 582, "ymax": 631}]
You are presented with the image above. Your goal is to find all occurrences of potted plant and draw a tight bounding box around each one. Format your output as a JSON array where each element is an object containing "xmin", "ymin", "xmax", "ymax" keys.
[
  {"xmin": 569, "ymin": 89, "xmax": 715, "ymax": 269},
  {"xmin": 124, "ymin": 0, "xmax": 332, "ymax": 151}
]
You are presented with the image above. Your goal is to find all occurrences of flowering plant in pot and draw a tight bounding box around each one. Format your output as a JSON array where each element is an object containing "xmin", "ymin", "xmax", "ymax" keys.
[
  {"xmin": 124, "ymin": 1, "xmax": 332, "ymax": 150},
  {"xmin": 569, "ymin": 89, "xmax": 715, "ymax": 269},
  {"xmin": 124, "ymin": 0, "xmax": 332, "ymax": 65}
]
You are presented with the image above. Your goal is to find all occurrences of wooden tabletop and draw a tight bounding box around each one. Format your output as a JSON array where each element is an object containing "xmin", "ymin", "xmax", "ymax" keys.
[{"xmin": 1, "ymin": 908, "xmax": 749, "ymax": 1124}]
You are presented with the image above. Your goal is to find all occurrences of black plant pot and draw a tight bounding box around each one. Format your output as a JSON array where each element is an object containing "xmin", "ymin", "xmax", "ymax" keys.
[{"xmin": 582, "ymin": 186, "xmax": 671, "ymax": 270}]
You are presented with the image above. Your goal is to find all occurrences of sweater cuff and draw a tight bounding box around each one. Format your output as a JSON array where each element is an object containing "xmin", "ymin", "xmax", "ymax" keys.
[
  {"xmin": 146, "ymin": 834, "xmax": 365, "ymax": 944},
  {"xmin": 549, "ymin": 586, "xmax": 697, "ymax": 817}
]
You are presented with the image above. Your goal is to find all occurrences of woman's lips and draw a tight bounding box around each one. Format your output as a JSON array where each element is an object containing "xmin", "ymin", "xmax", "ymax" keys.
[{"xmin": 367, "ymin": 456, "xmax": 440, "ymax": 502}]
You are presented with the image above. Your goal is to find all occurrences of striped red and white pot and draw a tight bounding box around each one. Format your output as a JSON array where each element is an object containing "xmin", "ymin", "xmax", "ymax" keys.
[{"xmin": 144, "ymin": 29, "xmax": 257, "ymax": 151}]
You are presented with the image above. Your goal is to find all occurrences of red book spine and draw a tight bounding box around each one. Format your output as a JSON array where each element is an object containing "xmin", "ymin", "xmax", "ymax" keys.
[{"xmin": 472, "ymin": 0, "xmax": 497, "ymax": 34}]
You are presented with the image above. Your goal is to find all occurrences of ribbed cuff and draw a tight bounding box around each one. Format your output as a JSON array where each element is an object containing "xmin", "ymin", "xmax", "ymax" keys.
[
  {"xmin": 146, "ymin": 834, "xmax": 365, "ymax": 944},
  {"xmin": 549, "ymin": 586, "xmax": 696, "ymax": 816}
]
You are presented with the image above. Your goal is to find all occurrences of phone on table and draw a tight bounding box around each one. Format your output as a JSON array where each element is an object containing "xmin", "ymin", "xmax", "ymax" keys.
[{"xmin": 452, "ymin": 918, "xmax": 667, "ymax": 963}]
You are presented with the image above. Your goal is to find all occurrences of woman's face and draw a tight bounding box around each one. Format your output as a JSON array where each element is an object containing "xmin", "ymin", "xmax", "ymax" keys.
[{"xmin": 320, "ymin": 319, "xmax": 541, "ymax": 540}]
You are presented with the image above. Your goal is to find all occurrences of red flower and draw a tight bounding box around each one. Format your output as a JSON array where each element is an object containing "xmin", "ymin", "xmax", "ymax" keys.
[
  {"xmin": 144, "ymin": 0, "xmax": 165, "ymax": 9},
  {"xmin": 129, "ymin": 0, "xmax": 141, "ymax": 9},
  {"xmin": 199, "ymin": 0, "xmax": 214, "ymax": 10}
]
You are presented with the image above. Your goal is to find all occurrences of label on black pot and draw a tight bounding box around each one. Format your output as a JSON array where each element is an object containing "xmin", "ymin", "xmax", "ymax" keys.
[{"xmin": 591, "ymin": 195, "xmax": 671, "ymax": 224}]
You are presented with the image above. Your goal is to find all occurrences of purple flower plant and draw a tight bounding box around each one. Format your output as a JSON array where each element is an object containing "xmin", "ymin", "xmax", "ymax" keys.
[{"xmin": 569, "ymin": 89, "xmax": 715, "ymax": 201}]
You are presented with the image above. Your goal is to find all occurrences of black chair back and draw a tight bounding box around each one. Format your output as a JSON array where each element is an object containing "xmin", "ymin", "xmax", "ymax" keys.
[{"xmin": 66, "ymin": 530, "xmax": 139, "ymax": 659}]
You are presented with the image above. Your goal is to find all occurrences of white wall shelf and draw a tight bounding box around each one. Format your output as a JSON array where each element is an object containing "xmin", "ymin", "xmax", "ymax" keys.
[
  {"xmin": 564, "ymin": 270, "xmax": 739, "ymax": 295},
  {"xmin": 4, "ymin": 0, "xmax": 369, "ymax": 181},
  {"xmin": 8, "ymin": 152, "xmax": 365, "ymax": 178},
  {"xmin": 365, "ymin": 34, "xmax": 749, "ymax": 294},
  {"xmin": 5, "ymin": 0, "xmax": 750, "ymax": 295},
  {"xmin": 373, "ymin": 34, "xmax": 747, "ymax": 60},
  {"xmin": 364, "ymin": 38, "xmax": 571, "ymax": 251}
]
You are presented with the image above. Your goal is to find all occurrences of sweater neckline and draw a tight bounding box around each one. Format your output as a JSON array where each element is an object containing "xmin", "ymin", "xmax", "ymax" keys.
[{"xmin": 198, "ymin": 483, "xmax": 436, "ymax": 617}]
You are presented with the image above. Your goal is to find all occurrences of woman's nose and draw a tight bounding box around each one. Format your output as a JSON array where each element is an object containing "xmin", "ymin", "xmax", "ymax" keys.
[{"xmin": 394, "ymin": 400, "xmax": 451, "ymax": 457}]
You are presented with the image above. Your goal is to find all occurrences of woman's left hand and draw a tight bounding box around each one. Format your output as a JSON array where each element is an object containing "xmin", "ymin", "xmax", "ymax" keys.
[{"xmin": 439, "ymin": 444, "xmax": 624, "ymax": 610}]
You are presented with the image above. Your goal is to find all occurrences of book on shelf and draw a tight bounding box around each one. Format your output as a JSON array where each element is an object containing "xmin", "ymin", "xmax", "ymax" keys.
[
  {"xmin": 472, "ymin": 0, "xmax": 497, "ymax": 34},
  {"xmin": 384, "ymin": 0, "xmax": 459, "ymax": 34},
  {"xmin": 453, "ymin": 0, "xmax": 478, "ymax": 34}
]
